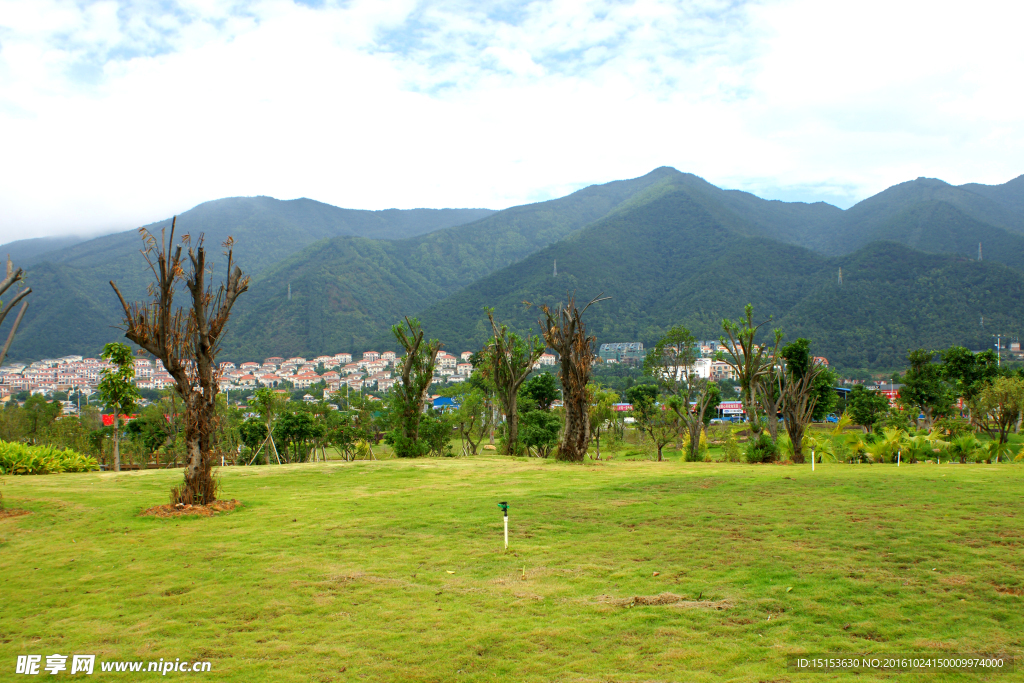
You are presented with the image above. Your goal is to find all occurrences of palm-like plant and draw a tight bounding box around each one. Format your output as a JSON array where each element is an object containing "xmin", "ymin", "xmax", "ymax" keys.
[
  {"xmin": 947, "ymin": 434, "xmax": 981, "ymax": 464},
  {"xmin": 925, "ymin": 431, "xmax": 949, "ymax": 463},
  {"xmin": 982, "ymin": 440, "xmax": 1013, "ymax": 463},
  {"xmin": 868, "ymin": 427, "xmax": 906, "ymax": 463},
  {"xmin": 900, "ymin": 434, "xmax": 932, "ymax": 464},
  {"xmin": 803, "ymin": 430, "xmax": 838, "ymax": 463}
]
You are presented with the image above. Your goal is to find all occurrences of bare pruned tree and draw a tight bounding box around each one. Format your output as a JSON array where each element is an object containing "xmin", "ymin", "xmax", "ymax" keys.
[
  {"xmin": 755, "ymin": 330, "xmax": 785, "ymax": 442},
  {"xmin": 0, "ymin": 257, "xmax": 32, "ymax": 368},
  {"xmin": 720, "ymin": 304, "xmax": 774, "ymax": 433},
  {"xmin": 780, "ymin": 338, "xmax": 826, "ymax": 463},
  {"xmin": 110, "ymin": 219, "xmax": 249, "ymax": 505},
  {"xmin": 537, "ymin": 293, "xmax": 607, "ymax": 462}
]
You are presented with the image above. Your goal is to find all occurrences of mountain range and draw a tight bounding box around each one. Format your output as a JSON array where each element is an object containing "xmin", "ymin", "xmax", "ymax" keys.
[{"xmin": 3, "ymin": 168, "xmax": 1023, "ymax": 370}]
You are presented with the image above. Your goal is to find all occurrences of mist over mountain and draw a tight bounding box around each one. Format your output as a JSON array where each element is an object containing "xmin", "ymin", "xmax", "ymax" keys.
[{"xmin": 6, "ymin": 168, "xmax": 1024, "ymax": 369}]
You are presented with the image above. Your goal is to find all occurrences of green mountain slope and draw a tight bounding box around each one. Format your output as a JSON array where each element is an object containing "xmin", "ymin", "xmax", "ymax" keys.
[
  {"xmin": 8, "ymin": 168, "xmax": 1024, "ymax": 367},
  {"xmin": 412, "ymin": 186, "xmax": 1024, "ymax": 369},
  {"xmin": 2, "ymin": 235, "xmax": 91, "ymax": 266},
  {"xmin": 856, "ymin": 201, "xmax": 1024, "ymax": 269},
  {"xmin": 35, "ymin": 197, "xmax": 496, "ymax": 276},
  {"xmin": 814, "ymin": 177, "xmax": 1024, "ymax": 255},
  {"xmin": 779, "ymin": 242, "xmax": 1023, "ymax": 368},
  {"xmin": 218, "ymin": 168, "xmax": 683, "ymax": 358},
  {"xmin": 3, "ymin": 199, "xmax": 494, "ymax": 362}
]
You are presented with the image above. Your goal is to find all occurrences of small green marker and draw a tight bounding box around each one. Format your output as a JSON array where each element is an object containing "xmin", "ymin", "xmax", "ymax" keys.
[{"xmin": 498, "ymin": 501, "xmax": 509, "ymax": 549}]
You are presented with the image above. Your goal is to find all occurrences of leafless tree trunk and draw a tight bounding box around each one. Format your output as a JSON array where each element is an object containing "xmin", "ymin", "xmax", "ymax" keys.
[
  {"xmin": 0, "ymin": 258, "xmax": 32, "ymax": 368},
  {"xmin": 111, "ymin": 219, "xmax": 249, "ymax": 505},
  {"xmin": 537, "ymin": 293, "xmax": 607, "ymax": 462}
]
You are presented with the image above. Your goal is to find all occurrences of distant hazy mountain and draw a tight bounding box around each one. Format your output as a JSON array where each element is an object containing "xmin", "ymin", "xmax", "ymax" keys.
[
  {"xmin": 2, "ymin": 235, "xmax": 91, "ymax": 266},
  {"xmin": 29, "ymin": 197, "xmax": 496, "ymax": 276}
]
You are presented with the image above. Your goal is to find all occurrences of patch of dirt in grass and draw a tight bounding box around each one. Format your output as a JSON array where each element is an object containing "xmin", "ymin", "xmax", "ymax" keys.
[
  {"xmin": 596, "ymin": 592, "xmax": 732, "ymax": 609},
  {"xmin": 0, "ymin": 508, "xmax": 31, "ymax": 519},
  {"xmin": 139, "ymin": 499, "xmax": 241, "ymax": 517},
  {"xmin": 994, "ymin": 585, "xmax": 1024, "ymax": 596},
  {"xmin": 939, "ymin": 575, "xmax": 971, "ymax": 586}
]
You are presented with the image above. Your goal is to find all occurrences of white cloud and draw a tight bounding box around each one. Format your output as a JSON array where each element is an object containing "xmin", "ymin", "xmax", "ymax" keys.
[{"xmin": 0, "ymin": 0, "xmax": 1022, "ymax": 241}]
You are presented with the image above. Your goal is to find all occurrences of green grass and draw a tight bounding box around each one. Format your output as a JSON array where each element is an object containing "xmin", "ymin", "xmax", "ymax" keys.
[{"xmin": 1, "ymin": 457, "xmax": 1022, "ymax": 681}]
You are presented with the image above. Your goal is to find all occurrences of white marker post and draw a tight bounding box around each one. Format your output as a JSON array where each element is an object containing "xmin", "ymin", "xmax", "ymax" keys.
[
  {"xmin": 897, "ymin": 450, "xmax": 901, "ymax": 467},
  {"xmin": 498, "ymin": 501, "xmax": 509, "ymax": 550},
  {"xmin": 811, "ymin": 449, "xmax": 815, "ymax": 472}
]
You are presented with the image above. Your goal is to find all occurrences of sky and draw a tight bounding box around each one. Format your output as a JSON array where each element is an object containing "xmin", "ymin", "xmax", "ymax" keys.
[{"xmin": 1, "ymin": 0, "xmax": 1022, "ymax": 241}]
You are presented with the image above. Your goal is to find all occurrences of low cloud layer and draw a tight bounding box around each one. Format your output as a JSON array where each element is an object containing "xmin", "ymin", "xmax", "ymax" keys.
[{"xmin": 2, "ymin": 0, "xmax": 1022, "ymax": 239}]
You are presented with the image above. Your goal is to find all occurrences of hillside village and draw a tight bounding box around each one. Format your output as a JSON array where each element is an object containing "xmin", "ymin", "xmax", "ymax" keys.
[{"xmin": 0, "ymin": 349, "xmax": 561, "ymax": 410}]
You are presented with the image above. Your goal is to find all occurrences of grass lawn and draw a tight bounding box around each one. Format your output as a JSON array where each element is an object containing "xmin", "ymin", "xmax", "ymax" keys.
[{"xmin": 1, "ymin": 456, "xmax": 1021, "ymax": 681}]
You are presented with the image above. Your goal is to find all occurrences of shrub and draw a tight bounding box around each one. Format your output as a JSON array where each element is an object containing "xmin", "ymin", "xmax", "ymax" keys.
[
  {"xmin": 681, "ymin": 429, "xmax": 708, "ymax": 462},
  {"xmin": 744, "ymin": 433, "xmax": 779, "ymax": 463},
  {"xmin": 722, "ymin": 431, "xmax": 742, "ymax": 462},
  {"xmin": 933, "ymin": 417, "xmax": 973, "ymax": 439},
  {"xmin": 0, "ymin": 441, "xmax": 99, "ymax": 475}
]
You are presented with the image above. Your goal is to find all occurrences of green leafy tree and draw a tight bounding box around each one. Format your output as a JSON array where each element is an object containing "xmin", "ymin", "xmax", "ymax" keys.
[
  {"xmin": 20, "ymin": 395, "xmax": 63, "ymax": 443},
  {"xmin": 899, "ymin": 349, "xmax": 953, "ymax": 430},
  {"xmin": 249, "ymin": 388, "xmax": 287, "ymax": 464},
  {"xmin": 846, "ymin": 385, "xmax": 891, "ymax": 433},
  {"xmin": 442, "ymin": 381, "xmax": 491, "ymax": 455},
  {"xmin": 971, "ymin": 376, "xmax": 1024, "ymax": 444},
  {"xmin": 387, "ymin": 318, "xmax": 442, "ymax": 458},
  {"xmin": 586, "ymin": 384, "xmax": 619, "ymax": 460},
  {"xmin": 418, "ymin": 409, "xmax": 454, "ymax": 457},
  {"xmin": 522, "ymin": 373, "xmax": 559, "ymax": 411},
  {"xmin": 646, "ymin": 325, "xmax": 721, "ymax": 464},
  {"xmin": 484, "ymin": 310, "xmax": 544, "ymax": 455},
  {"xmin": 520, "ymin": 409, "xmax": 561, "ymax": 458},
  {"xmin": 277, "ymin": 409, "xmax": 320, "ymax": 462},
  {"xmin": 325, "ymin": 413, "xmax": 360, "ymax": 461},
  {"xmin": 98, "ymin": 342, "xmax": 141, "ymax": 472},
  {"xmin": 626, "ymin": 384, "xmax": 677, "ymax": 461},
  {"xmin": 940, "ymin": 346, "xmax": 999, "ymax": 406}
]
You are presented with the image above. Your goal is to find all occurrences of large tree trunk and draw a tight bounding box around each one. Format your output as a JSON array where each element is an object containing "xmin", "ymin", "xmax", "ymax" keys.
[
  {"xmin": 538, "ymin": 294, "xmax": 605, "ymax": 463},
  {"xmin": 788, "ymin": 424, "xmax": 805, "ymax": 463},
  {"xmin": 113, "ymin": 413, "xmax": 121, "ymax": 472},
  {"xmin": 559, "ymin": 363, "xmax": 590, "ymax": 462},
  {"xmin": 505, "ymin": 393, "xmax": 519, "ymax": 454},
  {"xmin": 687, "ymin": 421, "xmax": 702, "ymax": 462}
]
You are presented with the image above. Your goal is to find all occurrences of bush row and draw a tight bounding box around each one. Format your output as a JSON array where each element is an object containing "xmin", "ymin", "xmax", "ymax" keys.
[{"xmin": 0, "ymin": 440, "xmax": 99, "ymax": 475}]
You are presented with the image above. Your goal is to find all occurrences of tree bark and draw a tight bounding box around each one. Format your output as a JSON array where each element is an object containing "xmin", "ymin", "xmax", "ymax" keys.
[
  {"xmin": 537, "ymin": 294, "xmax": 605, "ymax": 462},
  {"xmin": 113, "ymin": 413, "xmax": 121, "ymax": 472}
]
